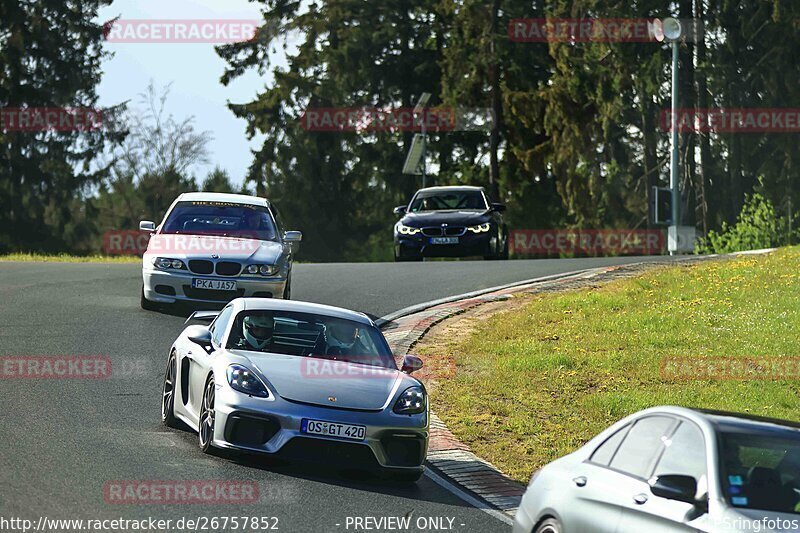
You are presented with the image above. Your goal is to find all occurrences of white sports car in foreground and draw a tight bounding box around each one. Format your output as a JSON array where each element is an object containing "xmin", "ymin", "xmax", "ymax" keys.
[
  {"xmin": 139, "ymin": 192, "xmax": 302, "ymax": 310},
  {"xmin": 161, "ymin": 297, "xmax": 429, "ymax": 483}
]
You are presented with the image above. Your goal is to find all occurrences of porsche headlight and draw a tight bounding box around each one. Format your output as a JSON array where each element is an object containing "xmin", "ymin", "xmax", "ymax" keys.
[
  {"xmin": 154, "ymin": 257, "xmax": 186, "ymax": 270},
  {"xmin": 226, "ymin": 364, "xmax": 269, "ymax": 398},
  {"xmin": 397, "ymin": 224, "xmax": 421, "ymax": 236},
  {"xmin": 393, "ymin": 386, "xmax": 426, "ymax": 415},
  {"xmin": 467, "ymin": 223, "xmax": 491, "ymax": 233}
]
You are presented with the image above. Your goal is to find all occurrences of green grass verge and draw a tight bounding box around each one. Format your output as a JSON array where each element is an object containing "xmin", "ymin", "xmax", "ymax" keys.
[
  {"xmin": 0, "ymin": 253, "xmax": 141, "ymax": 263},
  {"xmin": 418, "ymin": 247, "xmax": 800, "ymax": 483}
]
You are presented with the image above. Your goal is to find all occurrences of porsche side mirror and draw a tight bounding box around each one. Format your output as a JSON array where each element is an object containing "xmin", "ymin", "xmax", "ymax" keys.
[
  {"xmin": 139, "ymin": 220, "xmax": 156, "ymax": 232},
  {"xmin": 186, "ymin": 325, "xmax": 212, "ymax": 348},
  {"xmin": 401, "ymin": 355, "xmax": 423, "ymax": 374},
  {"xmin": 393, "ymin": 205, "xmax": 407, "ymax": 216},
  {"xmin": 491, "ymin": 203, "xmax": 506, "ymax": 212}
]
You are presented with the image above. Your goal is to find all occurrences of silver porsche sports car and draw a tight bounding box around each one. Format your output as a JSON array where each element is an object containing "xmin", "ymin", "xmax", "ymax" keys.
[
  {"xmin": 140, "ymin": 192, "xmax": 302, "ymax": 310},
  {"xmin": 161, "ymin": 298, "xmax": 429, "ymax": 482}
]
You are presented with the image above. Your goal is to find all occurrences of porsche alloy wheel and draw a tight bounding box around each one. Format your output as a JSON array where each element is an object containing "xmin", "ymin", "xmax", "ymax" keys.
[
  {"xmin": 161, "ymin": 353, "xmax": 179, "ymax": 428},
  {"xmin": 199, "ymin": 376, "xmax": 216, "ymax": 453}
]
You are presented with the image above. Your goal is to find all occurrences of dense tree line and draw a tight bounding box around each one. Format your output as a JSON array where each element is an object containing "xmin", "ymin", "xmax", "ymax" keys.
[{"xmin": 1, "ymin": 1, "xmax": 798, "ymax": 260}]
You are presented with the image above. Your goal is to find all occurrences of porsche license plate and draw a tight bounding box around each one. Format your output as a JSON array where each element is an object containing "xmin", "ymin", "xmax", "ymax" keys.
[
  {"xmin": 191, "ymin": 278, "xmax": 237, "ymax": 291},
  {"xmin": 430, "ymin": 237, "xmax": 458, "ymax": 245},
  {"xmin": 301, "ymin": 419, "xmax": 366, "ymax": 441}
]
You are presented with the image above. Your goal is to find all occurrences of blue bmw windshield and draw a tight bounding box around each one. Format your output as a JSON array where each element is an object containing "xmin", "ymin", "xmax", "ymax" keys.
[
  {"xmin": 161, "ymin": 201, "xmax": 279, "ymax": 241},
  {"xmin": 409, "ymin": 190, "xmax": 487, "ymax": 212}
]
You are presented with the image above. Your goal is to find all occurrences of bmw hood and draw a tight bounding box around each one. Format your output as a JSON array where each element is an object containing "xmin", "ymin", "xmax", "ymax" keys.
[
  {"xmin": 401, "ymin": 210, "xmax": 490, "ymax": 227},
  {"xmin": 234, "ymin": 352, "xmax": 406, "ymax": 410},
  {"xmin": 145, "ymin": 234, "xmax": 284, "ymax": 264}
]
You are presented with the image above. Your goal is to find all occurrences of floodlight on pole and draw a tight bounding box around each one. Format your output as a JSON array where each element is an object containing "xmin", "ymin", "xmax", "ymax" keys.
[
  {"xmin": 413, "ymin": 93, "xmax": 432, "ymax": 113},
  {"xmin": 413, "ymin": 93, "xmax": 432, "ymax": 188},
  {"xmin": 402, "ymin": 134, "xmax": 426, "ymax": 175},
  {"xmin": 659, "ymin": 17, "xmax": 683, "ymax": 254}
]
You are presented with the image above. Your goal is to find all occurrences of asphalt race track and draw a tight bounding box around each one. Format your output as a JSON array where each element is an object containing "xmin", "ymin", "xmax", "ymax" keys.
[{"xmin": 0, "ymin": 256, "xmax": 678, "ymax": 532}]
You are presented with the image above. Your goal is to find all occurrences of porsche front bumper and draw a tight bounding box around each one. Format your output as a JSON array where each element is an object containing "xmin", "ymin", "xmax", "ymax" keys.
[{"xmin": 211, "ymin": 386, "xmax": 429, "ymax": 472}]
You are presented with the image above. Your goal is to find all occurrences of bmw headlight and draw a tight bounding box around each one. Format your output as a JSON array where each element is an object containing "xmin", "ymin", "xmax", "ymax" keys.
[
  {"xmin": 154, "ymin": 257, "xmax": 186, "ymax": 270},
  {"xmin": 467, "ymin": 223, "xmax": 491, "ymax": 233},
  {"xmin": 226, "ymin": 364, "xmax": 270, "ymax": 398},
  {"xmin": 393, "ymin": 386, "xmax": 426, "ymax": 415},
  {"xmin": 397, "ymin": 224, "xmax": 421, "ymax": 236},
  {"xmin": 245, "ymin": 264, "xmax": 278, "ymax": 276}
]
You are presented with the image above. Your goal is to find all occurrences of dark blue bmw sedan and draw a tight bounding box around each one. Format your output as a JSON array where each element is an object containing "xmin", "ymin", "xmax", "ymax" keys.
[{"xmin": 392, "ymin": 186, "xmax": 509, "ymax": 261}]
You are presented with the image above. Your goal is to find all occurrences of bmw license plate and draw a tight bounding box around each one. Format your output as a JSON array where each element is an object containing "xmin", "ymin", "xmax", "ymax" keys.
[
  {"xmin": 301, "ymin": 419, "xmax": 366, "ymax": 441},
  {"xmin": 191, "ymin": 278, "xmax": 237, "ymax": 291},
  {"xmin": 430, "ymin": 237, "xmax": 459, "ymax": 245}
]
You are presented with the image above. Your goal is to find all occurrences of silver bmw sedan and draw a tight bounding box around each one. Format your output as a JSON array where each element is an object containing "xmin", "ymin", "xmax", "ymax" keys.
[{"xmin": 139, "ymin": 192, "xmax": 302, "ymax": 310}]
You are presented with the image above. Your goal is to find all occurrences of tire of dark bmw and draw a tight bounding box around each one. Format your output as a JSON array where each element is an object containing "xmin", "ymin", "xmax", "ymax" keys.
[
  {"xmin": 534, "ymin": 518, "xmax": 562, "ymax": 533},
  {"xmin": 394, "ymin": 250, "xmax": 422, "ymax": 262},
  {"xmin": 484, "ymin": 237, "xmax": 499, "ymax": 260},
  {"xmin": 140, "ymin": 286, "xmax": 159, "ymax": 311},
  {"xmin": 198, "ymin": 376, "xmax": 216, "ymax": 454},
  {"xmin": 282, "ymin": 272, "xmax": 292, "ymax": 300},
  {"xmin": 499, "ymin": 232, "xmax": 510, "ymax": 260},
  {"xmin": 161, "ymin": 352, "xmax": 179, "ymax": 428}
]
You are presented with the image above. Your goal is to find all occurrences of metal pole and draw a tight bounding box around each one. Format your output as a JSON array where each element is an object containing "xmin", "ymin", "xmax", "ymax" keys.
[
  {"xmin": 669, "ymin": 40, "xmax": 680, "ymax": 255},
  {"xmin": 421, "ymin": 118, "xmax": 427, "ymax": 188}
]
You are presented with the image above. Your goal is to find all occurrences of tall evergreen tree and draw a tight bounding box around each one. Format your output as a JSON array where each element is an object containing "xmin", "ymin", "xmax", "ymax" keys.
[{"xmin": 0, "ymin": 0, "xmax": 125, "ymax": 252}]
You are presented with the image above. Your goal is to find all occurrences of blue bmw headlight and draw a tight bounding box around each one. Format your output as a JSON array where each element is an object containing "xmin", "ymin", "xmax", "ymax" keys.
[
  {"xmin": 393, "ymin": 386, "xmax": 426, "ymax": 414},
  {"xmin": 396, "ymin": 224, "xmax": 421, "ymax": 236},
  {"xmin": 466, "ymin": 223, "xmax": 491, "ymax": 233},
  {"xmin": 226, "ymin": 364, "xmax": 269, "ymax": 398}
]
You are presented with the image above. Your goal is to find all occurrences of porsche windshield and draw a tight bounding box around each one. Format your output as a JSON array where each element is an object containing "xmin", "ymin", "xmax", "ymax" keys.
[
  {"xmin": 161, "ymin": 201, "xmax": 279, "ymax": 241},
  {"xmin": 227, "ymin": 310, "xmax": 397, "ymax": 369},
  {"xmin": 409, "ymin": 190, "xmax": 487, "ymax": 212}
]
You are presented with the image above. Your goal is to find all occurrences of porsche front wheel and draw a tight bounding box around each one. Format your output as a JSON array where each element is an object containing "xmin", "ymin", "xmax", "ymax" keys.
[
  {"xmin": 161, "ymin": 353, "xmax": 179, "ymax": 428},
  {"xmin": 199, "ymin": 376, "xmax": 216, "ymax": 453}
]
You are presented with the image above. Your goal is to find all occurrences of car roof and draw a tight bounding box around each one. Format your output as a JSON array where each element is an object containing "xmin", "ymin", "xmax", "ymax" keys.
[
  {"xmin": 177, "ymin": 192, "xmax": 270, "ymax": 207},
  {"xmin": 415, "ymin": 185, "xmax": 485, "ymax": 194},
  {"xmin": 696, "ymin": 408, "xmax": 800, "ymax": 434},
  {"xmin": 627, "ymin": 405, "xmax": 800, "ymax": 434},
  {"xmin": 232, "ymin": 298, "xmax": 374, "ymax": 326}
]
